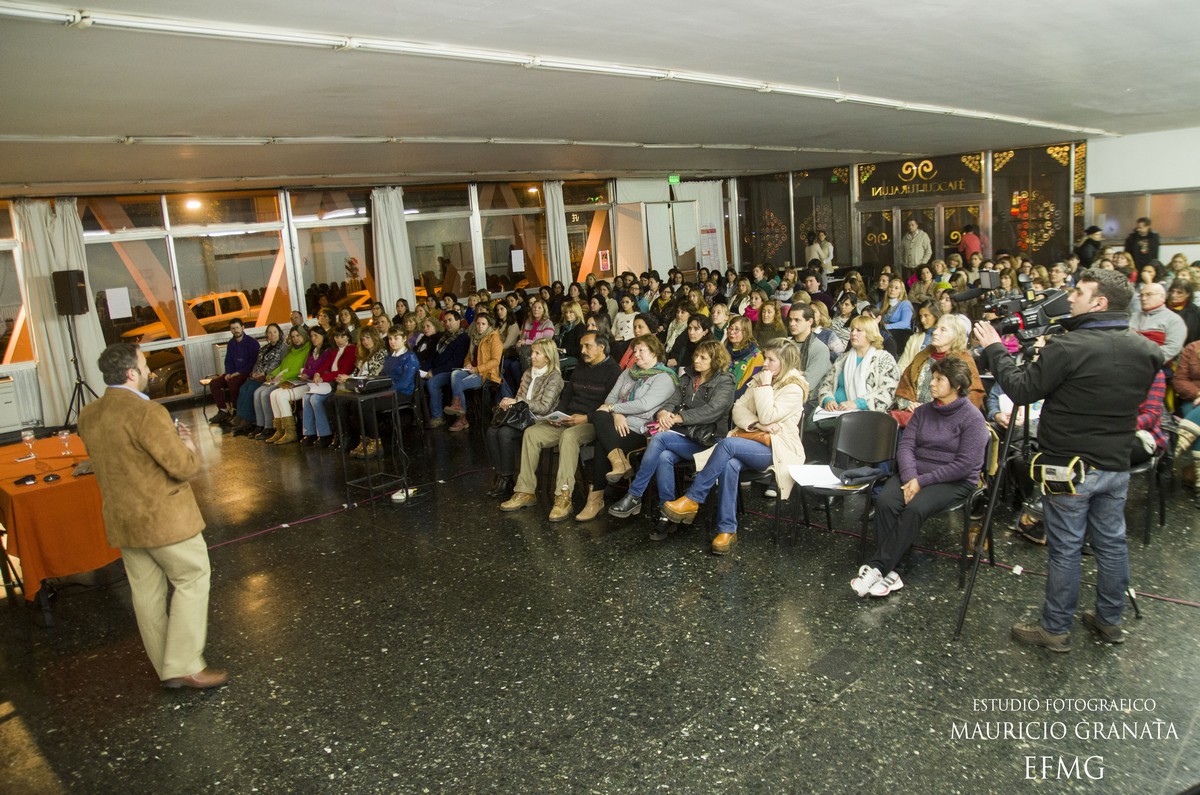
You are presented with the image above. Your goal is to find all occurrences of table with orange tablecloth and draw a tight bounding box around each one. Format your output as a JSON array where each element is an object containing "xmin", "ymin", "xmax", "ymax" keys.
[{"xmin": 0, "ymin": 434, "xmax": 119, "ymax": 602}]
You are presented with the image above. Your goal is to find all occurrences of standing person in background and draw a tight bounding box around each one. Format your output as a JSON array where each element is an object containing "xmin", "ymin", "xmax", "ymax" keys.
[
  {"xmin": 899, "ymin": 219, "xmax": 932, "ymax": 274},
  {"xmin": 1075, "ymin": 226, "xmax": 1104, "ymax": 268},
  {"xmin": 1124, "ymin": 217, "xmax": 1161, "ymax": 269},
  {"xmin": 957, "ymin": 224, "xmax": 983, "ymax": 264},
  {"xmin": 79, "ymin": 344, "xmax": 227, "ymax": 690}
]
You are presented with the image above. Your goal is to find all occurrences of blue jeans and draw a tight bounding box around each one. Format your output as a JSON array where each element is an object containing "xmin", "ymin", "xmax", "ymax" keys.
[
  {"xmin": 630, "ymin": 430, "xmax": 705, "ymax": 504},
  {"xmin": 685, "ymin": 436, "xmax": 773, "ymax": 534},
  {"xmin": 426, "ymin": 372, "xmax": 451, "ymax": 418},
  {"xmin": 1184, "ymin": 404, "xmax": 1200, "ymax": 451},
  {"xmin": 253, "ymin": 384, "xmax": 279, "ymax": 426},
  {"xmin": 1040, "ymin": 469, "xmax": 1130, "ymax": 635},
  {"xmin": 451, "ymin": 369, "xmax": 484, "ymax": 404},
  {"xmin": 235, "ymin": 377, "xmax": 263, "ymax": 422},
  {"xmin": 302, "ymin": 391, "xmax": 333, "ymax": 436}
]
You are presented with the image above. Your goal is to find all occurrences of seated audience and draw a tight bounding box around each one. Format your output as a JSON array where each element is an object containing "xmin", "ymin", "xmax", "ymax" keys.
[
  {"xmin": 269, "ymin": 326, "xmax": 333, "ymax": 445},
  {"xmin": 662, "ymin": 339, "xmax": 809, "ymax": 555},
  {"xmin": 255, "ymin": 326, "xmax": 312, "ymax": 441},
  {"xmin": 500, "ymin": 332, "xmax": 622, "ymax": 521},
  {"xmin": 209, "ymin": 318, "xmax": 260, "ymax": 426},
  {"xmin": 851, "ymin": 357, "xmax": 988, "ymax": 597},
  {"xmin": 896, "ymin": 300, "xmax": 942, "ymax": 372},
  {"xmin": 331, "ymin": 326, "xmax": 388, "ymax": 454},
  {"xmin": 423, "ymin": 311, "xmax": 469, "ymax": 428},
  {"xmin": 300, "ymin": 327, "xmax": 356, "ymax": 446},
  {"xmin": 444, "ymin": 312, "xmax": 503, "ymax": 433},
  {"xmin": 578, "ymin": 335, "xmax": 679, "ymax": 521},
  {"xmin": 725, "ymin": 316, "xmax": 764, "ymax": 398},
  {"xmin": 232, "ymin": 323, "xmax": 285, "ymax": 436},
  {"xmin": 893, "ymin": 314, "xmax": 986, "ymax": 414},
  {"xmin": 485, "ymin": 339, "xmax": 565, "ymax": 498},
  {"xmin": 608, "ymin": 341, "xmax": 735, "ymax": 528}
]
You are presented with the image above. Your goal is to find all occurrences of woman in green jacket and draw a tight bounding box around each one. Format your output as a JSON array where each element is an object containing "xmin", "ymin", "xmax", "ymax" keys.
[{"xmin": 253, "ymin": 326, "xmax": 312, "ymax": 440}]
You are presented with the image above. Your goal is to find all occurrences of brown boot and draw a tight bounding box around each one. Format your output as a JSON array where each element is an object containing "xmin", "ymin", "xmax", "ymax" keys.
[
  {"xmin": 548, "ymin": 485, "xmax": 573, "ymax": 522},
  {"xmin": 663, "ymin": 496, "xmax": 700, "ymax": 525},
  {"xmin": 364, "ymin": 437, "xmax": 382, "ymax": 458},
  {"xmin": 1177, "ymin": 418, "xmax": 1200, "ymax": 460},
  {"xmin": 605, "ymin": 448, "xmax": 633, "ymax": 483},
  {"xmin": 575, "ymin": 488, "xmax": 606, "ymax": 521},
  {"xmin": 349, "ymin": 438, "xmax": 367, "ymax": 458},
  {"xmin": 711, "ymin": 532, "xmax": 738, "ymax": 555},
  {"xmin": 265, "ymin": 418, "xmax": 284, "ymax": 444},
  {"xmin": 449, "ymin": 416, "xmax": 470, "ymax": 432},
  {"xmin": 445, "ymin": 397, "xmax": 465, "ymax": 416},
  {"xmin": 275, "ymin": 416, "xmax": 299, "ymax": 445},
  {"xmin": 500, "ymin": 492, "xmax": 537, "ymax": 512}
]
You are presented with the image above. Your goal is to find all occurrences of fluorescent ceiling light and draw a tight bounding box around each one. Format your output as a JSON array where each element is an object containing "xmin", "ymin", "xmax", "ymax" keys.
[
  {"xmin": 530, "ymin": 57, "xmax": 668, "ymax": 79},
  {"xmin": 320, "ymin": 208, "xmax": 359, "ymax": 219}
]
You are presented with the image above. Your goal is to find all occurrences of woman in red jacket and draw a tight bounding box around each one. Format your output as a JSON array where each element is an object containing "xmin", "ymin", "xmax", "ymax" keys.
[{"xmin": 301, "ymin": 327, "xmax": 357, "ymax": 446}]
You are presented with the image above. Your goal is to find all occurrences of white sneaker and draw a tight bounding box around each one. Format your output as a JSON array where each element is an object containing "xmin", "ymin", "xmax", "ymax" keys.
[
  {"xmin": 869, "ymin": 571, "xmax": 904, "ymax": 597},
  {"xmin": 851, "ymin": 565, "xmax": 883, "ymax": 597},
  {"xmin": 764, "ymin": 488, "xmax": 778, "ymax": 498}
]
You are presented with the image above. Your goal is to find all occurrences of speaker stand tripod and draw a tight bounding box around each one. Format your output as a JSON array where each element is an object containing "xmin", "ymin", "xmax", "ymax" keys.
[{"xmin": 62, "ymin": 313, "xmax": 98, "ymax": 430}]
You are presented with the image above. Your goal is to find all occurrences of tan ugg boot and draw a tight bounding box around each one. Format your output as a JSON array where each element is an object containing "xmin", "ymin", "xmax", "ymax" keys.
[
  {"xmin": 574, "ymin": 488, "xmax": 606, "ymax": 521},
  {"xmin": 275, "ymin": 416, "xmax": 299, "ymax": 445},
  {"xmin": 265, "ymin": 418, "xmax": 284, "ymax": 444},
  {"xmin": 1176, "ymin": 418, "xmax": 1200, "ymax": 460},
  {"xmin": 605, "ymin": 448, "xmax": 633, "ymax": 483},
  {"xmin": 548, "ymin": 485, "xmax": 573, "ymax": 522}
]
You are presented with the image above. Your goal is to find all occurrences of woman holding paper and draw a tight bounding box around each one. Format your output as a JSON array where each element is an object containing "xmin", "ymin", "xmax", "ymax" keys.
[{"xmin": 662, "ymin": 339, "xmax": 808, "ymax": 555}]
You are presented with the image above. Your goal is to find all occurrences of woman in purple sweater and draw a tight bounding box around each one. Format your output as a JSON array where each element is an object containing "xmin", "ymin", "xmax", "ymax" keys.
[{"xmin": 852, "ymin": 356, "xmax": 988, "ymax": 597}]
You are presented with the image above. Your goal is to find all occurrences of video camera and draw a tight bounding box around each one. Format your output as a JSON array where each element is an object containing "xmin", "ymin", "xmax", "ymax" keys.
[{"xmin": 977, "ymin": 270, "xmax": 1070, "ymax": 341}]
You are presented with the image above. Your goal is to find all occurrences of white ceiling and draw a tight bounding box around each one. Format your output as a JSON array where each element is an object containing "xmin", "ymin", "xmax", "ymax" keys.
[{"xmin": 2, "ymin": 0, "xmax": 1199, "ymax": 197}]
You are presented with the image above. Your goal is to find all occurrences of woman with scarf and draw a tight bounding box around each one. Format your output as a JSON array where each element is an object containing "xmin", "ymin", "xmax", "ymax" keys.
[
  {"xmin": 504, "ymin": 298, "xmax": 555, "ymax": 394},
  {"xmin": 609, "ymin": 340, "xmax": 734, "ymax": 528},
  {"xmin": 575, "ymin": 334, "xmax": 678, "ymax": 521},
  {"xmin": 753, "ymin": 299, "xmax": 787, "ymax": 344},
  {"xmin": 618, "ymin": 314, "xmax": 657, "ymax": 369},
  {"xmin": 662, "ymin": 338, "xmax": 809, "ymax": 555},
  {"xmin": 422, "ymin": 310, "xmax": 469, "ymax": 428},
  {"xmin": 254, "ymin": 325, "xmax": 312, "ymax": 441},
  {"xmin": 709, "ymin": 303, "xmax": 730, "ymax": 343},
  {"xmin": 444, "ymin": 312, "xmax": 503, "ymax": 432},
  {"xmin": 893, "ymin": 314, "xmax": 985, "ymax": 418},
  {"xmin": 484, "ymin": 339, "xmax": 564, "ymax": 499},
  {"xmin": 805, "ymin": 316, "xmax": 900, "ymax": 462},
  {"xmin": 725, "ymin": 316, "xmax": 765, "ymax": 398},
  {"xmin": 231, "ymin": 323, "xmax": 286, "ymax": 436}
]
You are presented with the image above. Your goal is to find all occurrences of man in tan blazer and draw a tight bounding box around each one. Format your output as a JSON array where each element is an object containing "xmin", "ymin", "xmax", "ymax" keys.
[{"xmin": 78, "ymin": 343, "xmax": 228, "ymax": 689}]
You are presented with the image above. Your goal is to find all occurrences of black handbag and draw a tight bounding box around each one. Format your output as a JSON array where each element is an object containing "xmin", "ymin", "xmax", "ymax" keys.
[{"xmin": 492, "ymin": 400, "xmax": 536, "ymax": 431}]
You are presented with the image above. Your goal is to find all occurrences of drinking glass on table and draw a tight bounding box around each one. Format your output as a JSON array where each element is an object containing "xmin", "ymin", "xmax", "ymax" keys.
[
  {"xmin": 58, "ymin": 429, "xmax": 72, "ymax": 456},
  {"xmin": 21, "ymin": 429, "xmax": 36, "ymax": 458}
]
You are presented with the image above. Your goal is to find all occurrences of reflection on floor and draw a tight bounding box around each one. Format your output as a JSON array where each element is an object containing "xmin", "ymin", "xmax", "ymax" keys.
[{"xmin": 1, "ymin": 406, "xmax": 1197, "ymax": 794}]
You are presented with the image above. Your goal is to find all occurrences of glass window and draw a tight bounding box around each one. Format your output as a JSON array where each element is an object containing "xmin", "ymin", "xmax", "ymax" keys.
[
  {"xmin": 407, "ymin": 216, "xmax": 474, "ymax": 300},
  {"xmin": 566, "ymin": 208, "xmax": 612, "ymax": 283},
  {"xmin": 289, "ymin": 189, "xmax": 371, "ymax": 222},
  {"xmin": 1148, "ymin": 192, "xmax": 1200, "ymax": 239},
  {"xmin": 294, "ymin": 223, "xmax": 375, "ymax": 317},
  {"xmin": 860, "ymin": 210, "xmax": 895, "ymax": 272},
  {"xmin": 85, "ymin": 237, "xmax": 181, "ymax": 345},
  {"xmin": 479, "ymin": 182, "xmax": 545, "ymax": 211},
  {"xmin": 144, "ymin": 345, "xmax": 192, "ymax": 401},
  {"xmin": 562, "ymin": 180, "xmax": 610, "ymax": 207},
  {"xmin": 0, "ymin": 201, "xmax": 13, "ymax": 239},
  {"xmin": 1092, "ymin": 195, "xmax": 1147, "ymax": 240},
  {"xmin": 172, "ymin": 231, "xmax": 292, "ymax": 335},
  {"xmin": 80, "ymin": 195, "xmax": 164, "ymax": 233},
  {"xmin": 402, "ymin": 184, "xmax": 470, "ymax": 214},
  {"xmin": 483, "ymin": 213, "xmax": 549, "ymax": 291},
  {"xmin": 0, "ymin": 250, "xmax": 33, "ymax": 364},
  {"xmin": 166, "ymin": 191, "xmax": 280, "ymax": 227}
]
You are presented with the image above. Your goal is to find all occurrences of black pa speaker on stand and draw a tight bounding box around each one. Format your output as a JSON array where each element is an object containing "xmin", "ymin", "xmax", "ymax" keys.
[{"xmin": 52, "ymin": 269, "xmax": 98, "ymax": 428}]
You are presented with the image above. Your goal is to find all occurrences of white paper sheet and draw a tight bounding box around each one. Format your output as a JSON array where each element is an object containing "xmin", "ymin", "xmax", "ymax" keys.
[{"xmin": 105, "ymin": 287, "xmax": 132, "ymax": 319}]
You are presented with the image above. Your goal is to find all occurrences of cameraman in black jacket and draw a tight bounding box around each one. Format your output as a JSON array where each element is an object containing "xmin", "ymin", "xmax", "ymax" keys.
[{"xmin": 974, "ymin": 269, "xmax": 1162, "ymax": 652}]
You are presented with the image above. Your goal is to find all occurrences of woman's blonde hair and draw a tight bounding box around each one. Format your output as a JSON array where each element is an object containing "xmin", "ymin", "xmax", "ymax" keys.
[
  {"xmin": 759, "ymin": 338, "xmax": 810, "ymax": 399},
  {"xmin": 849, "ymin": 315, "xmax": 884, "ymax": 349},
  {"xmin": 531, "ymin": 338, "xmax": 561, "ymax": 373},
  {"xmin": 934, "ymin": 313, "xmax": 969, "ymax": 354},
  {"xmin": 560, "ymin": 299, "xmax": 584, "ymax": 324}
]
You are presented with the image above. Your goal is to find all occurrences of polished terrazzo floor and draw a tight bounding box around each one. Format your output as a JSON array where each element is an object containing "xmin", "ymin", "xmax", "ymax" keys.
[{"xmin": 1, "ymin": 406, "xmax": 1198, "ymax": 794}]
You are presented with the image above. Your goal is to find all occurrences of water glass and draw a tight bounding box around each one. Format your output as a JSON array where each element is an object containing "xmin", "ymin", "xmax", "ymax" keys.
[
  {"xmin": 21, "ymin": 429, "xmax": 36, "ymax": 458},
  {"xmin": 58, "ymin": 429, "xmax": 72, "ymax": 456}
]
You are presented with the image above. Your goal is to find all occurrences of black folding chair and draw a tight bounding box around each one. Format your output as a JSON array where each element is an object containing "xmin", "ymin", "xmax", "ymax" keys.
[{"xmin": 796, "ymin": 411, "xmax": 899, "ymax": 552}]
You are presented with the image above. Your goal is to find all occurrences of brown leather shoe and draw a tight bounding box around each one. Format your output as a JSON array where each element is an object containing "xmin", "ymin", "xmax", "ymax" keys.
[
  {"xmin": 711, "ymin": 532, "xmax": 737, "ymax": 555},
  {"xmin": 162, "ymin": 667, "xmax": 229, "ymax": 689},
  {"xmin": 663, "ymin": 496, "xmax": 700, "ymax": 525},
  {"xmin": 500, "ymin": 492, "xmax": 537, "ymax": 512},
  {"xmin": 574, "ymin": 488, "xmax": 606, "ymax": 521},
  {"xmin": 548, "ymin": 486, "xmax": 573, "ymax": 522}
]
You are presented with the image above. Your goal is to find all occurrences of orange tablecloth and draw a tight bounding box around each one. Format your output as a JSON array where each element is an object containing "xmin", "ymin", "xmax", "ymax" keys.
[{"xmin": 0, "ymin": 434, "xmax": 119, "ymax": 601}]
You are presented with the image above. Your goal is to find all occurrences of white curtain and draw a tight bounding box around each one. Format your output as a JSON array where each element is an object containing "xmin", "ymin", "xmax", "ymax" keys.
[
  {"xmin": 672, "ymin": 180, "xmax": 728, "ymax": 271},
  {"xmin": 615, "ymin": 178, "xmax": 670, "ymax": 204},
  {"xmin": 543, "ymin": 181, "xmax": 573, "ymax": 286},
  {"xmin": 371, "ymin": 187, "xmax": 416, "ymax": 307},
  {"xmin": 14, "ymin": 198, "xmax": 105, "ymax": 427}
]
